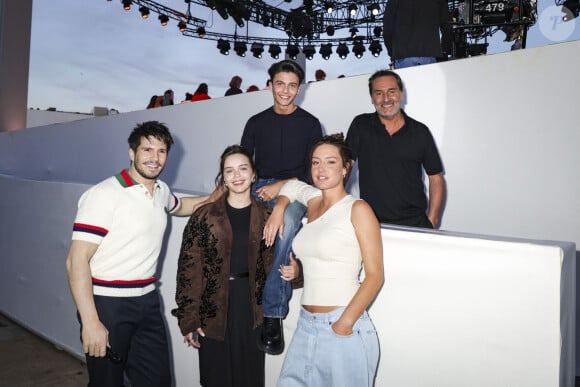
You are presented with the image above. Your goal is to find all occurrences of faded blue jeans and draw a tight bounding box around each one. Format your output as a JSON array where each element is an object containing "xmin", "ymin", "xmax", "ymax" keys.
[
  {"xmin": 395, "ymin": 56, "xmax": 436, "ymax": 69},
  {"xmin": 253, "ymin": 178, "xmax": 306, "ymax": 318},
  {"xmin": 277, "ymin": 307, "xmax": 380, "ymax": 387}
]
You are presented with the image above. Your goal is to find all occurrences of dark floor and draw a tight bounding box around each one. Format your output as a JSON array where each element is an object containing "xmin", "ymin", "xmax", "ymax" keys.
[{"xmin": 0, "ymin": 313, "xmax": 88, "ymax": 386}]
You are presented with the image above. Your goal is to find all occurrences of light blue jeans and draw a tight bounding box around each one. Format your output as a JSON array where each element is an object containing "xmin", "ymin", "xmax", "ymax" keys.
[
  {"xmin": 277, "ymin": 307, "xmax": 380, "ymax": 387},
  {"xmin": 395, "ymin": 56, "xmax": 436, "ymax": 69},
  {"xmin": 252, "ymin": 178, "xmax": 306, "ymax": 318}
]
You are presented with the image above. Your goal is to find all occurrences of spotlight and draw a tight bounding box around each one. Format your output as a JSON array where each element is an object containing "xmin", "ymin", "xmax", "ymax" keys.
[
  {"xmin": 262, "ymin": 13, "xmax": 271, "ymax": 27},
  {"xmin": 234, "ymin": 41, "xmax": 248, "ymax": 57},
  {"xmin": 158, "ymin": 14, "xmax": 169, "ymax": 26},
  {"xmin": 319, "ymin": 43, "xmax": 332, "ymax": 60},
  {"xmin": 348, "ymin": 4, "xmax": 357, "ymax": 16},
  {"xmin": 122, "ymin": 0, "xmax": 132, "ymax": 11},
  {"xmin": 217, "ymin": 39, "xmax": 231, "ymax": 55},
  {"xmin": 303, "ymin": 45, "xmax": 316, "ymax": 60},
  {"xmin": 369, "ymin": 40, "xmax": 382, "ymax": 57},
  {"xmin": 286, "ymin": 44, "xmax": 300, "ymax": 60},
  {"xmin": 232, "ymin": 13, "xmax": 246, "ymax": 28},
  {"xmin": 197, "ymin": 26, "xmax": 206, "ymax": 38},
  {"xmin": 214, "ymin": 0, "xmax": 229, "ymax": 20},
  {"xmin": 373, "ymin": 26, "xmax": 382, "ymax": 38},
  {"xmin": 139, "ymin": 6, "xmax": 150, "ymax": 18},
  {"xmin": 466, "ymin": 43, "xmax": 488, "ymax": 56},
  {"xmin": 231, "ymin": 3, "xmax": 250, "ymax": 27},
  {"xmin": 326, "ymin": 25, "xmax": 335, "ymax": 36},
  {"xmin": 178, "ymin": 21, "xmax": 187, "ymax": 32},
  {"xmin": 353, "ymin": 41, "xmax": 365, "ymax": 58},
  {"xmin": 349, "ymin": 27, "xmax": 358, "ymax": 39},
  {"xmin": 368, "ymin": 4, "xmax": 380, "ymax": 16},
  {"xmin": 251, "ymin": 43, "xmax": 264, "ymax": 58},
  {"xmin": 562, "ymin": 0, "xmax": 580, "ymax": 21},
  {"xmin": 325, "ymin": 2, "xmax": 334, "ymax": 13},
  {"xmin": 268, "ymin": 44, "xmax": 281, "ymax": 59},
  {"xmin": 337, "ymin": 43, "xmax": 349, "ymax": 59}
]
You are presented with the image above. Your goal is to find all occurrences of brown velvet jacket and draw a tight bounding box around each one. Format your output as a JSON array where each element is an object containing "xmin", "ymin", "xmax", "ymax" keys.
[{"xmin": 172, "ymin": 194, "xmax": 302, "ymax": 341}]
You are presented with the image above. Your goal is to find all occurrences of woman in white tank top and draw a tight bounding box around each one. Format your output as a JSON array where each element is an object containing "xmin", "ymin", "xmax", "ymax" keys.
[{"xmin": 264, "ymin": 133, "xmax": 384, "ymax": 387}]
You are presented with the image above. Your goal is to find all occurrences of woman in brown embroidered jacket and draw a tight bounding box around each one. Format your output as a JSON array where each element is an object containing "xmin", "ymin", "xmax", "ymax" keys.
[{"xmin": 172, "ymin": 145, "xmax": 300, "ymax": 387}]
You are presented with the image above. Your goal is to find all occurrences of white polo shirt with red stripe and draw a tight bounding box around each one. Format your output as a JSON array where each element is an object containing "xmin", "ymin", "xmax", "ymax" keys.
[{"xmin": 72, "ymin": 169, "xmax": 181, "ymax": 297}]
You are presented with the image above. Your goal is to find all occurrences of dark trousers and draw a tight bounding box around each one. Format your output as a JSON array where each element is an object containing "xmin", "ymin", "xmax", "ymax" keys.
[{"xmin": 81, "ymin": 290, "xmax": 171, "ymax": 387}]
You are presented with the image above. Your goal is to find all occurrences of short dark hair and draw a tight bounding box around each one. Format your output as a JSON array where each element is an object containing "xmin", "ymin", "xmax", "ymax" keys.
[
  {"xmin": 268, "ymin": 60, "xmax": 305, "ymax": 84},
  {"xmin": 368, "ymin": 70, "xmax": 404, "ymax": 95},
  {"xmin": 215, "ymin": 145, "xmax": 256, "ymax": 187},
  {"xmin": 128, "ymin": 121, "xmax": 174, "ymax": 153},
  {"xmin": 308, "ymin": 133, "xmax": 354, "ymax": 186}
]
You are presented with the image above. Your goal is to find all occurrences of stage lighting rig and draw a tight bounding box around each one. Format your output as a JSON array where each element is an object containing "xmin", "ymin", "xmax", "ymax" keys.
[
  {"xmin": 449, "ymin": 0, "xmax": 537, "ymax": 58},
  {"xmin": 106, "ymin": 0, "xmax": 539, "ymax": 62}
]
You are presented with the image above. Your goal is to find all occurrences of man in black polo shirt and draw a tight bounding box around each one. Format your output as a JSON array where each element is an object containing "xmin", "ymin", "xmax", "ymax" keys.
[
  {"xmin": 346, "ymin": 70, "xmax": 445, "ymax": 228},
  {"xmin": 241, "ymin": 60, "xmax": 323, "ymax": 354}
]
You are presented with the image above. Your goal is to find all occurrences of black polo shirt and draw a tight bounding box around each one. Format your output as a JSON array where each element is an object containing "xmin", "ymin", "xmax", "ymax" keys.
[{"xmin": 346, "ymin": 110, "xmax": 443, "ymax": 223}]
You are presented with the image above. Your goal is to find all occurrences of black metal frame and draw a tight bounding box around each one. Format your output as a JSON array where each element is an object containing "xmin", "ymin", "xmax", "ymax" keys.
[{"xmin": 110, "ymin": 0, "xmax": 539, "ymax": 60}]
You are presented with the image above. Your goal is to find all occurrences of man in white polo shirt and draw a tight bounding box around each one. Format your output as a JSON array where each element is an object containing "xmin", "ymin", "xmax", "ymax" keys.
[{"xmin": 66, "ymin": 121, "xmax": 206, "ymax": 387}]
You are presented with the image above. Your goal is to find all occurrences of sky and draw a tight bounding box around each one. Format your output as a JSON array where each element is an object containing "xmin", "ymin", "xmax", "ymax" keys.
[{"xmin": 27, "ymin": 0, "xmax": 580, "ymax": 113}]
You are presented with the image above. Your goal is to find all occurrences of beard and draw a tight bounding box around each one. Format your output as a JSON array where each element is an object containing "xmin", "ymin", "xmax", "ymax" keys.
[
  {"xmin": 133, "ymin": 160, "xmax": 164, "ymax": 181},
  {"xmin": 376, "ymin": 103, "xmax": 401, "ymax": 121}
]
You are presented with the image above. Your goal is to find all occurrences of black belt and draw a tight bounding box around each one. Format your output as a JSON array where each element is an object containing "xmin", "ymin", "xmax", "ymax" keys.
[{"xmin": 229, "ymin": 272, "xmax": 249, "ymax": 280}]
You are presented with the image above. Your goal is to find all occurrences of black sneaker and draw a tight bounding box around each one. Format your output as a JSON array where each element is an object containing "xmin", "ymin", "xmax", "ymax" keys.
[{"xmin": 257, "ymin": 317, "xmax": 284, "ymax": 355}]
